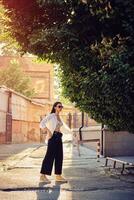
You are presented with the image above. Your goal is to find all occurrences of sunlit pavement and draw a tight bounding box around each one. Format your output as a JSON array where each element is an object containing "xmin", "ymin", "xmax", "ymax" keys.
[{"xmin": 0, "ymin": 142, "xmax": 134, "ymax": 200}]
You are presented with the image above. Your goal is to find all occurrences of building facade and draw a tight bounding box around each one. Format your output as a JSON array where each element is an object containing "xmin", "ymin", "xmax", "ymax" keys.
[{"xmin": 0, "ymin": 55, "xmax": 54, "ymax": 104}]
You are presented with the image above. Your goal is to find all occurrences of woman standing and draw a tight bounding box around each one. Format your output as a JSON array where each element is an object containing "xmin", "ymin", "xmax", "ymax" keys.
[{"xmin": 39, "ymin": 102, "xmax": 67, "ymax": 183}]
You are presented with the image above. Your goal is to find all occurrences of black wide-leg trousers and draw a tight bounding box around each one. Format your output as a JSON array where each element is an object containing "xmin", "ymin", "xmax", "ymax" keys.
[{"xmin": 40, "ymin": 131, "xmax": 63, "ymax": 175}]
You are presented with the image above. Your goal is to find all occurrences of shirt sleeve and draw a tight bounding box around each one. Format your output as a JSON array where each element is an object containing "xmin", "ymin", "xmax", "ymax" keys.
[{"xmin": 39, "ymin": 114, "xmax": 52, "ymax": 129}]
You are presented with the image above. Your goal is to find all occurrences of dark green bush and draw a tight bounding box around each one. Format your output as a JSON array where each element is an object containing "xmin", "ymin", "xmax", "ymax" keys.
[{"xmin": 2, "ymin": 0, "xmax": 134, "ymax": 132}]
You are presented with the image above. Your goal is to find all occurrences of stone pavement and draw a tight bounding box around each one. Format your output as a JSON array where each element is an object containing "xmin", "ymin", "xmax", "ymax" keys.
[{"xmin": 0, "ymin": 142, "xmax": 134, "ymax": 200}]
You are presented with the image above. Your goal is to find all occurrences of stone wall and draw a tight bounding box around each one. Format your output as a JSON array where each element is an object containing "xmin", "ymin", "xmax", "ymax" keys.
[
  {"xmin": 103, "ymin": 129, "xmax": 134, "ymax": 156},
  {"xmin": 0, "ymin": 86, "xmax": 81, "ymax": 144}
]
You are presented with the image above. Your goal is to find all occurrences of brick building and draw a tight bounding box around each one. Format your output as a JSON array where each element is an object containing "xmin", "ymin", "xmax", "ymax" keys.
[{"xmin": 0, "ymin": 55, "xmax": 54, "ymax": 104}]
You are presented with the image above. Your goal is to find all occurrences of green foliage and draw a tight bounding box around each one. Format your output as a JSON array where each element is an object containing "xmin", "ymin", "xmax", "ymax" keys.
[
  {"xmin": 54, "ymin": 64, "xmax": 72, "ymax": 105},
  {"xmin": 0, "ymin": 4, "xmax": 21, "ymax": 55},
  {"xmin": 0, "ymin": 59, "xmax": 35, "ymax": 97},
  {"xmin": 1, "ymin": 0, "xmax": 134, "ymax": 132}
]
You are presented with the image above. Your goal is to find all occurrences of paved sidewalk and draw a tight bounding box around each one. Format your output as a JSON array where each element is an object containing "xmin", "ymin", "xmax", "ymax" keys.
[
  {"xmin": 0, "ymin": 143, "xmax": 42, "ymax": 172},
  {"xmin": 0, "ymin": 142, "xmax": 134, "ymax": 200},
  {"xmin": 0, "ymin": 143, "xmax": 41, "ymax": 160}
]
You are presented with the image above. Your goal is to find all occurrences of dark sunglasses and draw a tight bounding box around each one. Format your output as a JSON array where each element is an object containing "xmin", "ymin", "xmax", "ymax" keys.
[{"xmin": 57, "ymin": 105, "xmax": 63, "ymax": 108}]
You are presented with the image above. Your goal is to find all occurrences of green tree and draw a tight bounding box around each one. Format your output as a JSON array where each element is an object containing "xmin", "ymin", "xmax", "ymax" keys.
[
  {"xmin": 54, "ymin": 64, "xmax": 71, "ymax": 105},
  {"xmin": 0, "ymin": 59, "xmax": 35, "ymax": 97},
  {"xmin": 0, "ymin": 3, "xmax": 20, "ymax": 55},
  {"xmin": 1, "ymin": 0, "xmax": 134, "ymax": 132}
]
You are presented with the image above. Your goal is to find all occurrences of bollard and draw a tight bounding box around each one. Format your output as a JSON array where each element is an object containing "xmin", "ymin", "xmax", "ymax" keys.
[{"xmin": 97, "ymin": 140, "xmax": 100, "ymax": 162}]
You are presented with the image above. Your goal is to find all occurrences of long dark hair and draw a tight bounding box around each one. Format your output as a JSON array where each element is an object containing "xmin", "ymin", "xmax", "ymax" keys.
[{"xmin": 50, "ymin": 101, "xmax": 62, "ymax": 113}]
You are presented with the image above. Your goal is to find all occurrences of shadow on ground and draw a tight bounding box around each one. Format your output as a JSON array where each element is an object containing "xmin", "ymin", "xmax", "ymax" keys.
[{"xmin": 36, "ymin": 181, "xmax": 65, "ymax": 200}]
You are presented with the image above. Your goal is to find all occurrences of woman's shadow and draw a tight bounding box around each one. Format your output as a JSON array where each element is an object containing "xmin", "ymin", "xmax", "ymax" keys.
[{"xmin": 36, "ymin": 181, "xmax": 65, "ymax": 200}]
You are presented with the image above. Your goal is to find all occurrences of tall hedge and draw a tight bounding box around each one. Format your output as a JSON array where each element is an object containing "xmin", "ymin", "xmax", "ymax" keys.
[{"xmin": 2, "ymin": 0, "xmax": 134, "ymax": 132}]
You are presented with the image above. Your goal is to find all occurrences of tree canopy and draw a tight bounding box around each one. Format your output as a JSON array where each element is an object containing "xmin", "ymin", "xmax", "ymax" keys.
[
  {"xmin": 0, "ymin": 4, "xmax": 20, "ymax": 55},
  {"xmin": 2, "ymin": 0, "xmax": 134, "ymax": 132}
]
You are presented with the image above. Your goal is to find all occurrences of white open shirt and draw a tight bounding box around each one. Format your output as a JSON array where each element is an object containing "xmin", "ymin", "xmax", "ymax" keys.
[
  {"xmin": 40, "ymin": 113, "xmax": 62, "ymax": 134},
  {"xmin": 40, "ymin": 113, "xmax": 73, "ymax": 143}
]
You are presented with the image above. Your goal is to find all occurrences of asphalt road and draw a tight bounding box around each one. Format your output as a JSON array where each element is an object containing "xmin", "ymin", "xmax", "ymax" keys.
[{"xmin": 0, "ymin": 142, "xmax": 134, "ymax": 200}]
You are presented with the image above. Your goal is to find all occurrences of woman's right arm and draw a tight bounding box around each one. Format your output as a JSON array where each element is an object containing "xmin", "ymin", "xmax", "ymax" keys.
[{"xmin": 39, "ymin": 114, "xmax": 52, "ymax": 129}]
